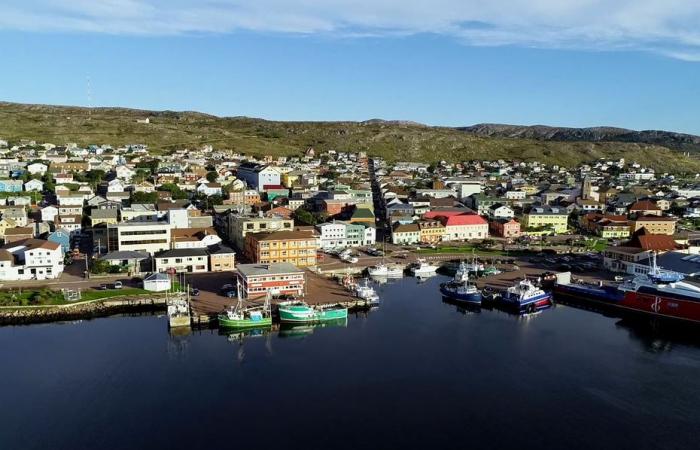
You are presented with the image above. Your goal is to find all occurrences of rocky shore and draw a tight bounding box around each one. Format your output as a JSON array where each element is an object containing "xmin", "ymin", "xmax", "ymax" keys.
[{"xmin": 0, "ymin": 297, "xmax": 167, "ymax": 326}]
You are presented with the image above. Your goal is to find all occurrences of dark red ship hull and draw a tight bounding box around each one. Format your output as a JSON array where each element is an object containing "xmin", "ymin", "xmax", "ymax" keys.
[{"xmin": 618, "ymin": 291, "xmax": 700, "ymax": 323}]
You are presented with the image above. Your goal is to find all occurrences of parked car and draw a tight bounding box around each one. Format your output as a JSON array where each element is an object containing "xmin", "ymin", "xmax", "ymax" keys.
[
  {"xmin": 190, "ymin": 288, "xmax": 200, "ymax": 296},
  {"xmin": 113, "ymin": 281, "xmax": 123, "ymax": 289}
]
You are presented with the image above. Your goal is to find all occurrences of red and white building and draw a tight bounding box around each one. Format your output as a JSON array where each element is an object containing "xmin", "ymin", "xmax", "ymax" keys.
[
  {"xmin": 236, "ymin": 263, "xmax": 305, "ymax": 298},
  {"xmin": 437, "ymin": 213, "xmax": 489, "ymax": 241}
]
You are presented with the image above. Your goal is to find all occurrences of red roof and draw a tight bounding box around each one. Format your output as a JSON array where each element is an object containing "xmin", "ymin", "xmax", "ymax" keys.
[
  {"xmin": 262, "ymin": 184, "xmax": 285, "ymax": 190},
  {"xmin": 424, "ymin": 210, "xmax": 474, "ymax": 219},
  {"xmin": 442, "ymin": 214, "xmax": 488, "ymax": 226}
]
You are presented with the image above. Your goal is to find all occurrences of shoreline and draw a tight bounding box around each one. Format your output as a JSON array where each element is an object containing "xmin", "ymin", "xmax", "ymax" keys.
[{"xmin": 0, "ymin": 296, "xmax": 167, "ymax": 326}]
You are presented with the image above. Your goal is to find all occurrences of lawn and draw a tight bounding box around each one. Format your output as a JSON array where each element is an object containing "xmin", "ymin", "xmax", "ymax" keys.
[
  {"xmin": 80, "ymin": 288, "xmax": 151, "ymax": 301},
  {"xmin": 585, "ymin": 239, "xmax": 608, "ymax": 252}
]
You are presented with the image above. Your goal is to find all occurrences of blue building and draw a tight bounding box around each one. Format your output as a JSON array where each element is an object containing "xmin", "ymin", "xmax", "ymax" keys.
[
  {"xmin": 0, "ymin": 179, "xmax": 23, "ymax": 193},
  {"xmin": 236, "ymin": 163, "xmax": 280, "ymax": 191},
  {"xmin": 48, "ymin": 229, "xmax": 71, "ymax": 253}
]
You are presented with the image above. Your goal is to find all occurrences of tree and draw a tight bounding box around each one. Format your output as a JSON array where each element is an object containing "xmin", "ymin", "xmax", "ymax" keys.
[
  {"xmin": 293, "ymin": 207, "xmax": 318, "ymax": 225},
  {"xmin": 206, "ymin": 171, "xmax": 218, "ymax": 183},
  {"xmin": 158, "ymin": 183, "xmax": 189, "ymax": 200},
  {"xmin": 91, "ymin": 259, "xmax": 111, "ymax": 274},
  {"xmin": 131, "ymin": 191, "xmax": 158, "ymax": 203}
]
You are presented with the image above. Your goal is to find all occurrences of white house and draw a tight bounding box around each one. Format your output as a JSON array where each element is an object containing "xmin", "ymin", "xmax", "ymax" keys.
[
  {"xmin": 57, "ymin": 192, "xmax": 87, "ymax": 206},
  {"xmin": 171, "ymin": 228, "xmax": 223, "ymax": 249},
  {"xmin": 505, "ymin": 190, "xmax": 527, "ymax": 200},
  {"xmin": 0, "ymin": 239, "xmax": 64, "ymax": 281},
  {"xmin": 488, "ymin": 204, "xmax": 515, "ymax": 220},
  {"xmin": 107, "ymin": 179, "xmax": 125, "ymax": 193},
  {"xmin": 27, "ymin": 163, "xmax": 48, "ymax": 176},
  {"xmin": 115, "ymin": 165, "xmax": 136, "ymax": 182},
  {"xmin": 197, "ymin": 182, "xmax": 223, "ymax": 196},
  {"xmin": 24, "ymin": 179, "xmax": 44, "ymax": 192},
  {"xmin": 315, "ymin": 222, "xmax": 347, "ymax": 250},
  {"xmin": 40, "ymin": 205, "xmax": 59, "ymax": 222},
  {"xmin": 55, "ymin": 215, "xmax": 82, "ymax": 235}
]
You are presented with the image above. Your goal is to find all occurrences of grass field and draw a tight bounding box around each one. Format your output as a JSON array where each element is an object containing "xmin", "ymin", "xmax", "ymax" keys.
[{"xmin": 2, "ymin": 101, "xmax": 700, "ymax": 172}]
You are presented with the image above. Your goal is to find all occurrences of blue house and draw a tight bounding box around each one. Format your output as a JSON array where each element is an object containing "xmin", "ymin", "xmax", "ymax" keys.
[
  {"xmin": 0, "ymin": 179, "xmax": 23, "ymax": 193},
  {"xmin": 48, "ymin": 229, "xmax": 71, "ymax": 253}
]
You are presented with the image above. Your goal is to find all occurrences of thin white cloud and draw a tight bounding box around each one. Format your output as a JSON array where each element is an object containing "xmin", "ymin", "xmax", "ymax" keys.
[{"xmin": 1, "ymin": 0, "xmax": 700, "ymax": 60}]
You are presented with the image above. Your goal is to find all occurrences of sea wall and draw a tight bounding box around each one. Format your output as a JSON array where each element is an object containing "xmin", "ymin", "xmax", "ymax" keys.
[{"xmin": 0, "ymin": 297, "xmax": 167, "ymax": 326}]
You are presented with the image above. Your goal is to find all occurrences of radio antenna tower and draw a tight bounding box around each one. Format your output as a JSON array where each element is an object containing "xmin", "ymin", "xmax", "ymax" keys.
[{"xmin": 86, "ymin": 75, "xmax": 93, "ymax": 121}]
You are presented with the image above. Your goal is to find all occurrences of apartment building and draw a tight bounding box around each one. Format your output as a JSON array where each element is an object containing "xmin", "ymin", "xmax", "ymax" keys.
[
  {"xmin": 630, "ymin": 216, "xmax": 677, "ymax": 236},
  {"xmin": 315, "ymin": 221, "xmax": 376, "ymax": 250},
  {"xmin": 227, "ymin": 214, "xmax": 294, "ymax": 251},
  {"xmin": 522, "ymin": 206, "xmax": 569, "ymax": 234},
  {"xmin": 245, "ymin": 230, "xmax": 318, "ymax": 268},
  {"xmin": 106, "ymin": 222, "xmax": 172, "ymax": 254}
]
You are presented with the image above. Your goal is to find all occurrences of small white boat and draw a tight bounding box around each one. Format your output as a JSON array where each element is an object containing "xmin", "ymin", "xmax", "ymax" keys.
[
  {"xmin": 354, "ymin": 279, "xmax": 380, "ymax": 305},
  {"xmin": 367, "ymin": 263, "xmax": 403, "ymax": 278},
  {"xmin": 410, "ymin": 258, "xmax": 439, "ymax": 275}
]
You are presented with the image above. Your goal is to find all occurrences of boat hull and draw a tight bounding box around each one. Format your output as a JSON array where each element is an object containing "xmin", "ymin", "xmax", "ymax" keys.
[
  {"xmin": 618, "ymin": 291, "xmax": 700, "ymax": 323},
  {"xmin": 554, "ymin": 284, "xmax": 700, "ymax": 323},
  {"xmin": 500, "ymin": 292, "xmax": 553, "ymax": 313},
  {"xmin": 218, "ymin": 315, "xmax": 272, "ymax": 329},
  {"xmin": 440, "ymin": 284, "xmax": 482, "ymax": 305},
  {"xmin": 278, "ymin": 305, "xmax": 349, "ymax": 323}
]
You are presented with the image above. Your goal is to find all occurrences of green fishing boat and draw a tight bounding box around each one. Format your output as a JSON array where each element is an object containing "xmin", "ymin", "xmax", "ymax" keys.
[
  {"xmin": 278, "ymin": 301, "xmax": 348, "ymax": 323},
  {"xmin": 218, "ymin": 287, "xmax": 272, "ymax": 329}
]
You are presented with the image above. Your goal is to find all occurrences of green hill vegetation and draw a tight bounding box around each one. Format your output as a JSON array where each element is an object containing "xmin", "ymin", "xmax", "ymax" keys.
[{"xmin": 1, "ymin": 101, "xmax": 698, "ymax": 173}]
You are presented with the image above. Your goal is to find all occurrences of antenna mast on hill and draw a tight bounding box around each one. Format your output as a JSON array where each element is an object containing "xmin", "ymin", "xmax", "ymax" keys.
[{"xmin": 86, "ymin": 75, "xmax": 93, "ymax": 121}]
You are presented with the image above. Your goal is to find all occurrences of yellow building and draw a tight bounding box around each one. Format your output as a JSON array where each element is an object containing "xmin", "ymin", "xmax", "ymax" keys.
[
  {"xmin": 245, "ymin": 230, "xmax": 318, "ymax": 268},
  {"xmin": 0, "ymin": 218, "xmax": 17, "ymax": 240},
  {"xmin": 630, "ymin": 217, "xmax": 676, "ymax": 235},
  {"xmin": 522, "ymin": 206, "xmax": 569, "ymax": 234},
  {"xmin": 418, "ymin": 220, "xmax": 445, "ymax": 243}
]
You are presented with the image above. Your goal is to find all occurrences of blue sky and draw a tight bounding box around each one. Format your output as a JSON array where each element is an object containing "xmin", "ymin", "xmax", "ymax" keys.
[{"xmin": 1, "ymin": 1, "xmax": 699, "ymax": 134}]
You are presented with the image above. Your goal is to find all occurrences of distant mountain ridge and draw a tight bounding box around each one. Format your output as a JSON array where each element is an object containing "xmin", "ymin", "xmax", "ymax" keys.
[
  {"xmin": 459, "ymin": 124, "xmax": 700, "ymax": 152},
  {"xmin": 1, "ymin": 100, "xmax": 700, "ymax": 173}
]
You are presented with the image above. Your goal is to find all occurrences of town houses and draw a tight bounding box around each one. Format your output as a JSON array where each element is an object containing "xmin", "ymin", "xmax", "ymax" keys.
[{"xmin": 0, "ymin": 134, "xmax": 695, "ymax": 288}]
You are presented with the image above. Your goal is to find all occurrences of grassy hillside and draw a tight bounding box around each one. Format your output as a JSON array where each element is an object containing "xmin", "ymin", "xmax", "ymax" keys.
[{"xmin": 1, "ymin": 101, "xmax": 698, "ymax": 173}]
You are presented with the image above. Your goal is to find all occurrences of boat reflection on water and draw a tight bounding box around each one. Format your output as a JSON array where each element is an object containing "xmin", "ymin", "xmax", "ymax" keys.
[
  {"xmin": 441, "ymin": 297, "xmax": 481, "ymax": 315},
  {"xmin": 279, "ymin": 317, "xmax": 348, "ymax": 338},
  {"xmin": 219, "ymin": 326, "xmax": 272, "ymax": 343},
  {"xmin": 369, "ymin": 275, "xmax": 403, "ymax": 285},
  {"xmin": 415, "ymin": 272, "xmax": 437, "ymax": 283},
  {"xmin": 614, "ymin": 316, "xmax": 700, "ymax": 353}
]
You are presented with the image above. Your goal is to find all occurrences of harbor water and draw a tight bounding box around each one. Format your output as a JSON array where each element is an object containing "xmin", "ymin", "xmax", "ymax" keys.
[{"xmin": 1, "ymin": 275, "xmax": 699, "ymax": 450}]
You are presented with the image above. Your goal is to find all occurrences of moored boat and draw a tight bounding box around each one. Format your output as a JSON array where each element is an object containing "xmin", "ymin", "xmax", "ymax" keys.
[
  {"xmin": 354, "ymin": 278, "xmax": 380, "ymax": 306},
  {"xmin": 367, "ymin": 263, "xmax": 404, "ymax": 278},
  {"xmin": 278, "ymin": 301, "xmax": 349, "ymax": 323},
  {"xmin": 440, "ymin": 281, "xmax": 482, "ymax": 305},
  {"xmin": 218, "ymin": 287, "xmax": 273, "ymax": 329},
  {"xmin": 500, "ymin": 279, "xmax": 552, "ymax": 313},
  {"xmin": 410, "ymin": 259, "xmax": 439, "ymax": 275},
  {"xmin": 554, "ymin": 254, "xmax": 700, "ymax": 323}
]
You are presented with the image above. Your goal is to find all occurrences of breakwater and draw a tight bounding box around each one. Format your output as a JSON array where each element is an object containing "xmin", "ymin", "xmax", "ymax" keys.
[{"xmin": 0, "ymin": 296, "xmax": 167, "ymax": 326}]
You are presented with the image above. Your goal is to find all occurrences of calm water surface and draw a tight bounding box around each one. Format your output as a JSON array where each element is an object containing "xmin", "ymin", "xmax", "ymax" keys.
[{"xmin": 1, "ymin": 276, "xmax": 700, "ymax": 450}]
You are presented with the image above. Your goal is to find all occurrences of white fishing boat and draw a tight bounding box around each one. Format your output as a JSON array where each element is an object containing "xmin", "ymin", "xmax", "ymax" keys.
[
  {"xmin": 367, "ymin": 263, "xmax": 404, "ymax": 278},
  {"xmin": 167, "ymin": 293, "xmax": 191, "ymax": 328},
  {"xmin": 354, "ymin": 278, "xmax": 380, "ymax": 306},
  {"xmin": 410, "ymin": 258, "xmax": 439, "ymax": 275}
]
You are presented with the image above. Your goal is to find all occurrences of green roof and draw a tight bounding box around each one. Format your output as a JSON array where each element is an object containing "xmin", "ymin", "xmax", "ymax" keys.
[{"xmin": 351, "ymin": 208, "xmax": 375, "ymax": 219}]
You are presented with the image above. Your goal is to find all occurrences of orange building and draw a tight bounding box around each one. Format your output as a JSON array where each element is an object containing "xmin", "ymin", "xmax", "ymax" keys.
[{"xmin": 245, "ymin": 230, "xmax": 319, "ymax": 267}]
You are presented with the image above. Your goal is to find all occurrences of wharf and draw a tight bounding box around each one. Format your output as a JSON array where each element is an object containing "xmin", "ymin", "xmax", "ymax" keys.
[{"xmin": 188, "ymin": 270, "xmax": 371, "ymax": 327}]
